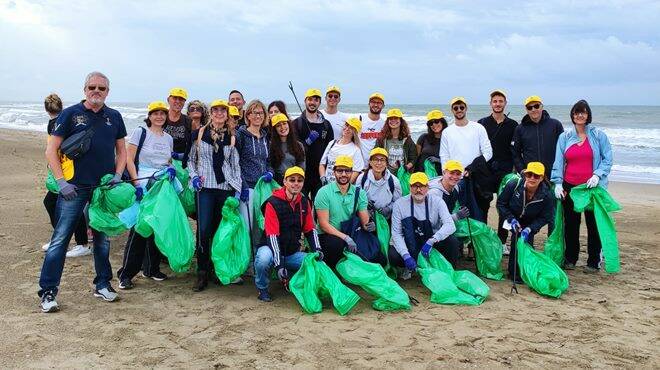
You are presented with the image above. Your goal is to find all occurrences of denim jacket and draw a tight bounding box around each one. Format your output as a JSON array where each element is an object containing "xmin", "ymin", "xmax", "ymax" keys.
[{"xmin": 551, "ymin": 125, "xmax": 613, "ymax": 188}]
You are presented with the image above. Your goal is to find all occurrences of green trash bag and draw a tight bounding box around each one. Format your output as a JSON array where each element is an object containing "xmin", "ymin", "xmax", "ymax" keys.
[
  {"xmin": 172, "ymin": 159, "xmax": 190, "ymax": 185},
  {"xmin": 374, "ymin": 211, "xmax": 396, "ymax": 278},
  {"xmin": 45, "ymin": 169, "xmax": 59, "ymax": 193},
  {"xmin": 179, "ymin": 187, "xmax": 196, "ymax": 216},
  {"xmin": 89, "ymin": 174, "xmax": 137, "ymax": 236},
  {"xmin": 570, "ymin": 185, "xmax": 622, "ymax": 274},
  {"xmin": 397, "ymin": 166, "xmax": 411, "ymax": 196},
  {"xmin": 135, "ymin": 178, "xmax": 195, "ymax": 273},
  {"xmin": 289, "ymin": 252, "xmax": 361, "ymax": 315},
  {"xmin": 498, "ymin": 173, "xmax": 521, "ymax": 195},
  {"xmin": 211, "ymin": 197, "xmax": 251, "ymax": 284},
  {"xmin": 253, "ymin": 177, "xmax": 282, "ymax": 233},
  {"xmin": 423, "ymin": 159, "xmax": 438, "ymax": 178},
  {"xmin": 544, "ymin": 200, "xmax": 565, "ymax": 267},
  {"xmin": 417, "ymin": 249, "xmax": 489, "ymax": 305},
  {"xmin": 454, "ymin": 218, "xmax": 504, "ymax": 280},
  {"xmin": 336, "ymin": 252, "xmax": 411, "ymax": 311},
  {"xmin": 517, "ymin": 238, "xmax": 569, "ymax": 298}
]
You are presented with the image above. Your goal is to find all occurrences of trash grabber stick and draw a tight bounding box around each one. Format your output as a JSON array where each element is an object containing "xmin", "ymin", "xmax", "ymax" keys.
[
  {"xmin": 288, "ymin": 81, "xmax": 304, "ymax": 114},
  {"xmin": 510, "ymin": 230, "xmax": 519, "ymax": 294},
  {"xmin": 75, "ymin": 175, "xmax": 158, "ymax": 191}
]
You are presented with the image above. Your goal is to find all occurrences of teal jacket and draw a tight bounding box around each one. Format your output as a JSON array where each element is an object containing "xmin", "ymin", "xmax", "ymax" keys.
[{"xmin": 551, "ymin": 125, "xmax": 613, "ymax": 188}]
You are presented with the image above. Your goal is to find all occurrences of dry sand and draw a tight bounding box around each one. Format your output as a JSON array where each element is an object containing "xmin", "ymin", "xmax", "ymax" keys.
[{"xmin": 0, "ymin": 128, "xmax": 658, "ymax": 369}]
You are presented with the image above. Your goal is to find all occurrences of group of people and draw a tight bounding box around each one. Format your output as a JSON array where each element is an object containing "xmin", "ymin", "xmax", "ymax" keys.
[{"xmin": 37, "ymin": 71, "xmax": 613, "ymax": 313}]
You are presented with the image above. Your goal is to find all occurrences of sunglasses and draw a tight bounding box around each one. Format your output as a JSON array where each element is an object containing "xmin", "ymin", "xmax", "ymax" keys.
[
  {"xmin": 334, "ymin": 168, "xmax": 352, "ymax": 174},
  {"xmin": 411, "ymin": 184, "xmax": 427, "ymax": 189},
  {"xmin": 188, "ymin": 106, "xmax": 203, "ymax": 113},
  {"xmin": 327, "ymin": 94, "xmax": 340, "ymax": 99},
  {"xmin": 524, "ymin": 172, "xmax": 542, "ymax": 179},
  {"xmin": 428, "ymin": 119, "xmax": 443, "ymax": 126},
  {"xmin": 452, "ymin": 105, "xmax": 466, "ymax": 112},
  {"xmin": 286, "ymin": 178, "xmax": 304, "ymax": 183},
  {"xmin": 526, "ymin": 103, "xmax": 541, "ymax": 111},
  {"xmin": 87, "ymin": 85, "xmax": 107, "ymax": 92},
  {"xmin": 572, "ymin": 111, "xmax": 588, "ymax": 116}
]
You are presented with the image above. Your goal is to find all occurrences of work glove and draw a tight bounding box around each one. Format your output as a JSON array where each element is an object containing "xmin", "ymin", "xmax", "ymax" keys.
[
  {"xmin": 315, "ymin": 250, "xmax": 324, "ymax": 261},
  {"xmin": 276, "ymin": 267, "xmax": 288, "ymax": 281},
  {"xmin": 56, "ymin": 179, "xmax": 78, "ymax": 201},
  {"xmin": 262, "ymin": 171, "xmax": 273, "ymax": 183},
  {"xmin": 421, "ymin": 239, "xmax": 435, "ymax": 258},
  {"xmin": 171, "ymin": 152, "xmax": 185, "ymax": 161},
  {"xmin": 135, "ymin": 186, "xmax": 145, "ymax": 201},
  {"xmin": 192, "ymin": 176, "xmax": 203, "ymax": 191},
  {"xmin": 586, "ymin": 175, "xmax": 600, "ymax": 188},
  {"xmin": 509, "ymin": 218, "xmax": 521, "ymax": 233},
  {"xmin": 305, "ymin": 130, "xmax": 320, "ymax": 146},
  {"xmin": 320, "ymin": 175, "xmax": 328, "ymax": 186},
  {"xmin": 240, "ymin": 186, "xmax": 250, "ymax": 202},
  {"xmin": 521, "ymin": 227, "xmax": 531, "ymax": 242},
  {"xmin": 427, "ymin": 156, "xmax": 441, "ymax": 164},
  {"xmin": 456, "ymin": 206, "xmax": 470, "ymax": 220},
  {"xmin": 344, "ymin": 235, "xmax": 358, "ymax": 253},
  {"xmin": 554, "ymin": 183, "xmax": 565, "ymax": 200},
  {"xmin": 165, "ymin": 166, "xmax": 176, "ymax": 182},
  {"xmin": 363, "ymin": 221, "xmax": 376, "ymax": 233},
  {"xmin": 108, "ymin": 172, "xmax": 122, "ymax": 186},
  {"xmin": 403, "ymin": 253, "xmax": 417, "ymax": 271}
]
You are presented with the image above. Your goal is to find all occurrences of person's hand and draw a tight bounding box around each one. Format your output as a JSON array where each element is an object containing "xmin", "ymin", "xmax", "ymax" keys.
[
  {"xmin": 277, "ymin": 267, "xmax": 288, "ymax": 281},
  {"xmin": 165, "ymin": 166, "xmax": 176, "ymax": 182},
  {"xmin": 171, "ymin": 152, "xmax": 185, "ymax": 161},
  {"xmin": 405, "ymin": 162, "xmax": 414, "ymax": 172},
  {"xmin": 367, "ymin": 199, "xmax": 376, "ymax": 211},
  {"xmin": 403, "ymin": 253, "xmax": 417, "ymax": 271},
  {"xmin": 521, "ymin": 227, "xmax": 531, "ymax": 242},
  {"xmin": 240, "ymin": 186, "xmax": 250, "ymax": 202},
  {"xmin": 554, "ymin": 183, "xmax": 565, "ymax": 200},
  {"xmin": 108, "ymin": 172, "xmax": 122, "ymax": 186},
  {"xmin": 421, "ymin": 239, "xmax": 435, "ymax": 258},
  {"xmin": 262, "ymin": 171, "xmax": 273, "ymax": 183},
  {"xmin": 586, "ymin": 175, "xmax": 599, "ymax": 188},
  {"xmin": 509, "ymin": 218, "xmax": 521, "ymax": 232},
  {"xmin": 344, "ymin": 235, "xmax": 358, "ymax": 253},
  {"xmin": 135, "ymin": 186, "xmax": 145, "ymax": 201},
  {"xmin": 363, "ymin": 221, "xmax": 376, "ymax": 233},
  {"xmin": 463, "ymin": 169, "xmax": 470, "ymax": 177},
  {"xmin": 456, "ymin": 206, "xmax": 470, "ymax": 220},
  {"xmin": 56, "ymin": 179, "xmax": 77, "ymax": 201},
  {"xmin": 427, "ymin": 156, "xmax": 441, "ymax": 164},
  {"xmin": 320, "ymin": 175, "xmax": 328, "ymax": 186},
  {"xmin": 305, "ymin": 130, "xmax": 320, "ymax": 145},
  {"xmin": 192, "ymin": 176, "xmax": 203, "ymax": 191},
  {"xmin": 315, "ymin": 250, "xmax": 324, "ymax": 261}
]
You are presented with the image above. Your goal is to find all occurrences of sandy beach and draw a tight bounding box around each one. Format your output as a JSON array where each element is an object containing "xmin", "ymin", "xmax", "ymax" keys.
[{"xmin": 0, "ymin": 128, "xmax": 658, "ymax": 369}]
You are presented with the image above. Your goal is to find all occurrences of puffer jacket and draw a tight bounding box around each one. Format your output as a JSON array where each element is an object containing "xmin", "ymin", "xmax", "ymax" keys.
[{"xmin": 496, "ymin": 178, "xmax": 555, "ymax": 236}]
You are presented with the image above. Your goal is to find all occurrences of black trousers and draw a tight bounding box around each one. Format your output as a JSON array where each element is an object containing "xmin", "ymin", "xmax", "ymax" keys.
[
  {"xmin": 562, "ymin": 183, "xmax": 602, "ymax": 268},
  {"xmin": 476, "ymin": 195, "xmax": 509, "ymax": 244},
  {"xmin": 388, "ymin": 234, "xmax": 461, "ymax": 269},
  {"xmin": 118, "ymin": 228, "xmax": 161, "ymax": 281},
  {"xmin": 196, "ymin": 188, "xmax": 233, "ymax": 273},
  {"xmin": 318, "ymin": 233, "xmax": 347, "ymax": 269},
  {"xmin": 43, "ymin": 191, "xmax": 88, "ymax": 245},
  {"xmin": 507, "ymin": 232, "xmax": 535, "ymax": 278}
]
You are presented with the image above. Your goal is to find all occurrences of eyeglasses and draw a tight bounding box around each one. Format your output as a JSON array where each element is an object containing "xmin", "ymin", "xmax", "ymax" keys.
[
  {"xmin": 211, "ymin": 107, "xmax": 226, "ymax": 113},
  {"xmin": 87, "ymin": 85, "xmax": 107, "ymax": 92},
  {"xmin": 250, "ymin": 111, "xmax": 265, "ymax": 117},
  {"xmin": 526, "ymin": 103, "xmax": 541, "ymax": 111},
  {"xmin": 369, "ymin": 100, "xmax": 384, "ymax": 106},
  {"xmin": 188, "ymin": 106, "xmax": 203, "ymax": 113},
  {"xmin": 411, "ymin": 184, "xmax": 427, "ymax": 190},
  {"xmin": 524, "ymin": 172, "xmax": 542, "ymax": 179},
  {"xmin": 327, "ymin": 94, "xmax": 340, "ymax": 99},
  {"xmin": 452, "ymin": 105, "xmax": 466, "ymax": 112},
  {"xmin": 334, "ymin": 168, "xmax": 352, "ymax": 174},
  {"xmin": 370, "ymin": 157, "xmax": 387, "ymax": 163}
]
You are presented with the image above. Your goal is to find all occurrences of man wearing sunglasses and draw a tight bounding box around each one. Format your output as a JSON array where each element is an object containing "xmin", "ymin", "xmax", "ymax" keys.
[
  {"xmin": 254, "ymin": 166, "xmax": 323, "ymax": 302},
  {"xmin": 165, "ymin": 87, "xmax": 192, "ymax": 166},
  {"xmin": 511, "ymin": 95, "xmax": 564, "ymax": 178},
  {"xmin": 39, "ymin": 71, "xmax": 128, "ymax": 312},
  {"xmin": 496, "ymin": 162, "xmax": 555, "ymax": 283},
  {"xmin": 321, "ymin": 85, "xmax": 349, "ymax": 140}
]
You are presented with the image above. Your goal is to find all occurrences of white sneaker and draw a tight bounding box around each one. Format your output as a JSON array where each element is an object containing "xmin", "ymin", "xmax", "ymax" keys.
[
  {"xmin": 401, "ymin": 269, "xmax": 412, "ymax": 280},
  {"xmin": 40, "ymin": 292, "xmax": 59, "ymax": 313},
  {"xmin": 502, "ymin": 243, "xmax": 510, "ymax": 256},
  {"xmin": 94, "ymin": 287, "xmax": 119, "ymax": 302},
  {"xmin": 41, "ymin": 242, "xmax": 50, "ymax": 252},
  {"xmin": 66, "ymin": 244, "xmax": 92, "ymax": 258}
]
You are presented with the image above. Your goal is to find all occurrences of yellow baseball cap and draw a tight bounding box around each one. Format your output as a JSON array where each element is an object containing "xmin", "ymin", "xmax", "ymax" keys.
[
  {"xmin": 443, "ymin": 159, "xmax": 464, "ymax": 173},
  {"xmin": 271, "ymin": 113, "xmax": 289, "ymax": 126},
  {"xmin": 369, "ymin": 147, "xmax": 388, "ymax": 159},
  {"xmin": 326, "ymin": 85, "xmax": 341, "ymax": 95},
  {"xmin": 345, "ymin": 117, "xmax": 362, "ymax": 132},
  {"xmin": 334, "ymin": 155, "xmax": 354, "ymax": 170},
  {"xmin": 147, "ymin": 101, "xmax": 168, "ymax": 114},
  {"xmin": 305, "ymin": 88, "xmax": 322, "ymax": 99},
  {"xmin": 524, "ymin": 95, "xmax": 543, "ymax": 106},
  {"xmin": 210, "ymin": 99, "xmax": 229, "ymax": 110},
  {"xmin": 409, "ymin": 172, "xmax": 429, "ymax": 186},
  {"xmin": 369, "ymin": 92, "xmax": 385, "ymax": 103},
  {"xmin": 169, "ymin": 87, "xmax": 188, "ymax": 100},
  {"xmin": 426, "ymin": 110, "xmax": 444, "ymax": 121},
  {"xmin": 524, "ymin": 162, "xmax": 545, "ymax": 176},
  {"xmin": 387, "ymin": 108, "xmax": 403, "ymax": 119},
  {"xmin": 490, "ymin": 89, "xmax": 507, "ymax": 99},
  {"xmin": 284, "ymin": 166, "xmax": 305, "ymax": 179},
  {"xmin": 450, "ymin": 96, "xmax": 467, "ymax": 106},
  {"xmin": 229, "ymin": 105, "xmax": 240, "ymax": 117}
]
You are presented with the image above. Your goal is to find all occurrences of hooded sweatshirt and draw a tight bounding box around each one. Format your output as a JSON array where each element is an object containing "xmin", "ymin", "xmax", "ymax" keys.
[
  {"xmin": 355, "ymin": 169, "xmax": 403, "ymax": 218},
  {"xmin": 235, "ymin": 125, "xmax": 271, "ymax": 188},
  {"xmin": 512, "ymin": 110, "xmax": 564, "ymax": 177}
]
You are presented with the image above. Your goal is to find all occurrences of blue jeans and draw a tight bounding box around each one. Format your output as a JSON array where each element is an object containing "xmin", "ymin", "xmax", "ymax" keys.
[
  {"xmin": 39, "ymin": 188, "xmax": 112, "ymax": 297},
  {"xmin": 254, "ymin": 245, "xmax": 306, "ymax": 290}
]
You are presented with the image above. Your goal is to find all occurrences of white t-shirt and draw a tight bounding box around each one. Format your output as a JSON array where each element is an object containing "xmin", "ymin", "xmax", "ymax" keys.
[
  {"xmin": 319, "ymin": 140, "xmax": 365, "ymax": 182},
  {"xmin": 359, "ymin": 114, "xmax": 384, "ymax": 163},
  {"xmin": 439, "ymin": 120, "xmax": 492, "ymax": 169},
  {"xmin": 128, "ymin": 126, "xmax": 173, "ymax": 186},
  {"xmin": 321, "ymin": 109, "xmax": 349, "ymax": 140}
]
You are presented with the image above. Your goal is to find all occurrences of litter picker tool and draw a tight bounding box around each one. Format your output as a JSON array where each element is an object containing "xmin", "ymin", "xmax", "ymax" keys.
[
  {"xmin": 288, "ymin": 81, "xmax": 304, "ymax": 114},
  {"xmin": 510, "ymin": 230, "xmax": 519, "ymax": 294}
]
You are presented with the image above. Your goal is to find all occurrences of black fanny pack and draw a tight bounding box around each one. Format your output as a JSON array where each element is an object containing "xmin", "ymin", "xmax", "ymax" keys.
[{"xmin": 60, "ymin": 123, "xmax": 97, "ymax": 160}]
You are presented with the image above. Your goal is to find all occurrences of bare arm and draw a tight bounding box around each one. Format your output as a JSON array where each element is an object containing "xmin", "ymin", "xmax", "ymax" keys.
[
  {"xmin": 114, "ymin": 138, "xmax": 127, "ymax": 176},
  {"xmin": 46, "ymin": 136, "xmax": 64, "ymax": 179},
  {"xmin": 317, "ymin": 209, "xmax": 347, "ymax": 239},
  {"xmin": 126, "ymin": 143, "xmax": 138, "ymax": 185}
]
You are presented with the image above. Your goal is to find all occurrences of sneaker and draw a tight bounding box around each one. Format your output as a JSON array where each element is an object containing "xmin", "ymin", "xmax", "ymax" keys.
[
  {"xmin": 564, "ymin": 263, "xmax": 576, "ymax": 270},
  {"xmin": 257, "ymin": 288, "xmax": 272, "ymax": 302},
  {"xmin": 40, "ymin": 292, "xmax": 59, "ymax": 313},
  {"xmin": 502, "ymin": 243, "xmax": 510, "ymax": 256},
  {"xmin": 400, "ymin": 269, "xmax": 412, "ymax": 281},
  {"xmin": 583, "ymin": 266, "xmax": 599, "ymax": 274},
  {"xmin": 94, "ymin": 286, "xmax": 119, "ymax": 302},
  {"xmin": 66, "ymin": 244, "xmax": 92, "ymax": 258},
  {"xmin": 192, "ymin": 274, "xmax": 208, "ymax": 292},
  {"xmin": 230, "ymin": 277, "xmax": 244, "ymax": 285},
  {"xmin": 118, "ymin": 279, "xmax": 134, "ymax": 290},
  {"xmin": 41, "ymin": 242, "xmax": 50, "ymax": 252},
  {"xmin": 142, "ymin": 271, "xmax": 168, "ymax": 281}
]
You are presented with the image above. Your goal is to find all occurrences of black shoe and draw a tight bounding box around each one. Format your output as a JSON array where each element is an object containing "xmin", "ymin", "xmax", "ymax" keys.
[
  {"xmin": 209, "ymin": 272, "xmax": 221, "ymax": 286},
  {"xmin": 192, "ymin": 273, "xmax": 208, "ymax": 292},
  {"xmin": 118, "ymin": 279, "xmax": 134, "ymax": 290},
  {"xmin": 142, "ymin": 271, "xmax": 168, "ymax": 281}
]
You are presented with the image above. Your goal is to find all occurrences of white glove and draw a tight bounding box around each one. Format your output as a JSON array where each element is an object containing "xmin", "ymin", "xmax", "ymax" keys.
[
  {"xmin": 586, "ymin": 175, "xmax": 600, "ymax": 188},
  {"xmin": 554, "ymin": 183, "xmax": 565, "ymax": 200}
]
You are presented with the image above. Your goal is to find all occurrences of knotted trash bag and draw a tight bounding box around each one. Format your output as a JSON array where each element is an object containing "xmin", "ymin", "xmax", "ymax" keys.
[
  {"xmin": 289, "ymin": 252, "xmax": 360, "ymax": 315},
  {"xmin": 517, "ymin": 238, "xmax": 569, "ymax": 298},
  {"xmin": 135, "ymin": 178, "xmax": 195, "ymax": 273},
  {"xmin": 570, "ymin": 185, "xmax": 622, "ymax": 273},
  {"xmin": 397, "ymin": 166, "xmax": 412, "ymax": 196},
  {"xmin": 336, "ymin": 252, "xmax": 411, "ymax": 311},
  {"xmin": 498, "ymin": 173, "xmax": 521, "ymax": 195},
  {"xmin": 454, "ymin": 218, "xmax": 504, "ymax": 280},
  {"xmin": 89, "ymin": 174, "xmax": 136, "ymax": 236},
  {"xmin": 45, "ymin": 169, "xmax": 59, "ymax": 193},
  {"xmin": 211, "ymin": 197, "xmax": 251, "ymax": 284},
  {"xmin": 253, "ymin": 177, "xmax": 282, "ymax": 233},
  {"xmin": 423, "ymin": 158, "xmax": 439, "ymax": 178},
  {"xmin": 417, "ymin": 249, "xmax": 489, "ymax": 305},
  {"xmin": 544, "ymin": 200, "xmax": 565, "ymax": 267}
]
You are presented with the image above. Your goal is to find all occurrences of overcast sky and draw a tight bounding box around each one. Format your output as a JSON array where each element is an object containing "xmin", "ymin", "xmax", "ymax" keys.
[{"xmin": 1, "ymin": 0, "xmax": 659, "ymax": 105}]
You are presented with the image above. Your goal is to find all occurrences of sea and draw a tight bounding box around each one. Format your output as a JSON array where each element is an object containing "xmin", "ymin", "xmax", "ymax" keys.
[{"xmin": 1, "ymin": 101, "xmax": 659, "ymax": 185}]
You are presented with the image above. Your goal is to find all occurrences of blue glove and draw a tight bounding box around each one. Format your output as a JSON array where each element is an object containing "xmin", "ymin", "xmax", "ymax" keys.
[
  {"xmin": 191, "ymin": 176, "xmax": 203, "ymax": 191},
  {"xmin": 135, "ymin": 186, "xmax": 145, "ymax": 201},
  {"xmin": 305, "ymin": 130, "xmax": 320, "ymax": 145},
  {"xmin": 240, "ymin": 187, "xmax": 250, "ymax": 202},
  {"xmin": 403, "ymin": 254, "xmax": 417, "ymax": 271},
  {"xmin": 262, "ymin": 171, "xmax": 273, "ymax": 183},
  {"xmin": 421, "ymin": 240, "xmax": 434, "ymax": 258},
  {"xmin": 509, "ymin": 218, "xmax": 521, "ymax": 232},
  {"xmin": 171, "ymin": 152, "xmax": 184, "ymax": 161},
  {"xmin": 521, "ymin": 227, "xmax": 531, "ymax": 242},
  {"xmin": 165, "ymin": 166, "xmax": 176, "ymax": 181},
  {"xmin": 56, "ymin": 178, "xmax": 78, "ymax": 201},
  {"xmin": 277, "ymin": 267, "xmax": 288, "ymax": 281},
  {"xmin": 315, "ymin": 250, "xmax": 324, "ymax": 261},
  {"xmin": 108, "ymin": 172, "xmax": 122, "ymax": 186}
]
